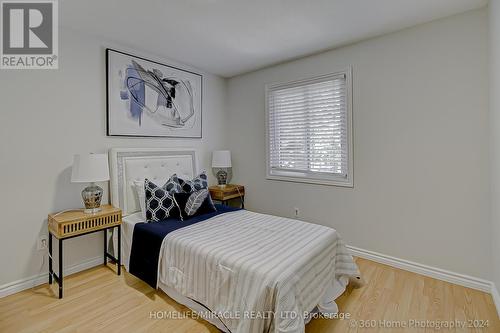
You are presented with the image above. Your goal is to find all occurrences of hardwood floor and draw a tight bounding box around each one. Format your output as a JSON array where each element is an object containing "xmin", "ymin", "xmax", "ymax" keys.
[{"xmin": 0, "ymin": 258, "xmax": 498, "ymax": 332}]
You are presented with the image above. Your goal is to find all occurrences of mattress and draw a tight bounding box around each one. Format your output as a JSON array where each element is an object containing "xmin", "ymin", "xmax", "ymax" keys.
[{"xmin": 113, "ymin": 211, "xmax": 143, "ymax": 271}]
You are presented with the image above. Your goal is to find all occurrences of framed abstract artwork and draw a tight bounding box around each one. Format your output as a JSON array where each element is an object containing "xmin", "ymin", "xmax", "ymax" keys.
[{"xmin": 106, "ymin": 49, "xmax": 202, "ymax": 138}]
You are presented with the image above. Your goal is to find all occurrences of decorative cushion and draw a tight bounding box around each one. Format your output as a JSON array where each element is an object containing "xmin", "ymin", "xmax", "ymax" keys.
[
  {"xmin": 132, "ymin": 175, "xmax": 182, "ymax": 220},
  {"xmin": 145, "ymin": 179, "xmax": 180, "ymax": 222},
  {"xmin": 178, "ymin": 171, "xmax": 208, "ymax": 193},
  {"xmin": 132, "ymin": 180, "xmax": 147, "ymax": 220},
  {"xmin": 173, "ymin": 189, "xmax": 216, "ymax": 220},
  {"xmin": 164, "ymin": 174, "xmax": 183, "ymax": 194}
]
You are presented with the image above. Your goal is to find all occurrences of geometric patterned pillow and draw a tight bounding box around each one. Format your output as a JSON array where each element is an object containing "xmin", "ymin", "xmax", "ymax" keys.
[
  {"xmin": 144, "ymin": 179, "xmax": 180, "ymax": 222},
  {"xmin": 164, "ymin": 174, "xmax": 183, "ymax": 194},
  {"xmin": 178, "ymin": 171, "xmax": 208, "ymax": 193}
]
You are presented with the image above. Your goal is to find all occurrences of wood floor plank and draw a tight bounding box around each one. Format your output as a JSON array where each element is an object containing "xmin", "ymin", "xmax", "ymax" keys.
[{"xmin": 0, "ymin": 258, "xmax": 498, "ymax": 333}]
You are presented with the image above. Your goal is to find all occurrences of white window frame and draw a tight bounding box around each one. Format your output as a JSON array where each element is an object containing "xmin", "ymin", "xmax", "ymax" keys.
[{"xmin": 265, "ymin": 68, "xmax": 353, "ymax": 187}]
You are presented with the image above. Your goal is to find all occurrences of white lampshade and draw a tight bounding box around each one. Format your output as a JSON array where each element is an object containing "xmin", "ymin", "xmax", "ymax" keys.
[
  {"xmin": 212, "ymin": 150, "xmax": 232, "ymax": 168},
  {"xmin": 71, "ymin": 153, "xmax": 110, "ymax": 183}
]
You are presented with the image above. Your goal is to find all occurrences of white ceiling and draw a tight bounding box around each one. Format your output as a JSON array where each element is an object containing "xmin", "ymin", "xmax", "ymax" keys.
[{"xmin": 61, "ymin": 0, "xmax": 487, "ymax": 78}]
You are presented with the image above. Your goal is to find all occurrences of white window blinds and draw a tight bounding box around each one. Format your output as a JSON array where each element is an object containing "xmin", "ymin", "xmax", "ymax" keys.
[{"xmin": 266, "ymin": 71, "xmax": 352, "ymax": 186}]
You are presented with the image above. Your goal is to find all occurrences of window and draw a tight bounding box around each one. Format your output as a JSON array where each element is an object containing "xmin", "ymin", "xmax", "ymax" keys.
[{"xmin": 266, "ymin": 70, "xmax": 353, "ymax": 187}]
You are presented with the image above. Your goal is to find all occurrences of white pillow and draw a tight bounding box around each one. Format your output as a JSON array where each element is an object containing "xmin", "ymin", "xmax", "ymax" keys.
[{"xmin": 132, "ymin": 180, "xmax": 146, "ymax": 220}]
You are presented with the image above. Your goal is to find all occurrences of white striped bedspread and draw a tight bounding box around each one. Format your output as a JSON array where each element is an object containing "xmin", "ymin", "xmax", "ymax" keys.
[{"xmin": 158, "ymin": 210, "xmax": 360, "ymax": 333}]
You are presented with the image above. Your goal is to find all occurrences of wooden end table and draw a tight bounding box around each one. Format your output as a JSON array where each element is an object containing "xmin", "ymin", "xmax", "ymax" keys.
[
  {"xmin": 208, "ymin": 184, "xmax": 245, "ymax": 208},
  {"xmin": 47, "ymin": 205, "xmax": 122, "ymax": 298}
]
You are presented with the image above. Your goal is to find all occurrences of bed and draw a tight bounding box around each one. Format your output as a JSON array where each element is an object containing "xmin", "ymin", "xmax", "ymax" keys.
[{"xmin": 109, "ymin": 148, "xmax": 360, "ymax": 333}]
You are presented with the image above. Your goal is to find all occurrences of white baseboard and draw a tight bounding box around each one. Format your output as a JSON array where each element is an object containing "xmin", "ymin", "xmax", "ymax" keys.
[
  {"xmin": 347, "ymin": 245, "xmax": 492, "ymax": 293},
  {"xmin": 0, "ymin": 256, "xmax": 103, "ymax": 299},
  {"xmin": 492, "ymin": 283, "xmax": 500, "ymax": 318}
]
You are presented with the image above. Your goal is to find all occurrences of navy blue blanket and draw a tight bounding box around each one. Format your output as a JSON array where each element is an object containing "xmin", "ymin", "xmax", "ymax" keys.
[{"xmin": 129, "ymin": 204, "xmax": 240, "ymax": 288}]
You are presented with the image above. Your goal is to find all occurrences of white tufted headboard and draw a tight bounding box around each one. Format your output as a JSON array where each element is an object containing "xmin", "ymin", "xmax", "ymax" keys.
[{"xmin": 109, "ymin": 148, "xmax": 198, "ymax": 216}]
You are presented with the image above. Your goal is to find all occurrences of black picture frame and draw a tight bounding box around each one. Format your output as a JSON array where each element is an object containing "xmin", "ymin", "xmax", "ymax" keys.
[{"xmin": 106, "ymin": 48, "xmax": 203, "ymax": 138}]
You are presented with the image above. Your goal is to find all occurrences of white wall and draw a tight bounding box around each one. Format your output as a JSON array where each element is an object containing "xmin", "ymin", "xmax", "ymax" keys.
[
  {"xmin": 0, "ymin": 28, "xmax": 229, "ymax": 286},
  {"xmin": 227, "ymin": 9, "xmax": 491, "ymax": 278},
  {"xmin": 489, "ymin": 0, "xmax": 500, "ymax": 294}
]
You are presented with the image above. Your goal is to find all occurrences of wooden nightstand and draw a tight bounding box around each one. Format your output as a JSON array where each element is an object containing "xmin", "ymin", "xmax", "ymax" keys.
[
  {"xmin": 47, "ymin": 205, "xmax": 122, "ymax": 298},
  {"xmin": 208, "ymin": 184, "xmax": 245, "ymax": 208}
]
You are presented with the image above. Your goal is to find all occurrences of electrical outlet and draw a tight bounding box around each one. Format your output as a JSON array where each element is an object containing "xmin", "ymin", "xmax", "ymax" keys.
[
  {"xmin": 37, "ymin": 235, "xmax": 48, "ymax": 251},
  {"xmin": 293, "ymin": 207, "xmax": 300, "ymax": 218}
]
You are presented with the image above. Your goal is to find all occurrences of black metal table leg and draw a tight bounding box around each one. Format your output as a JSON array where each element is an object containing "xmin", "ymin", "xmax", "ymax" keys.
[
  {"xmin": 103, "ymin": 229, "xmax": 107, "ymax": 266},
  {"xmin": 48, "ymin": 233, "xmax": 52, "ymax": 284},
  {"xmin": 58, "ymin": 238, "xmax": 63, "ymax": 299},
  {"xmin": 102, "ymin": 226, "xmax": 121, "ymax": 275},
  {"xmin": 117, "ymin": 225, "xmax": 121, "ymax": 275}
]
